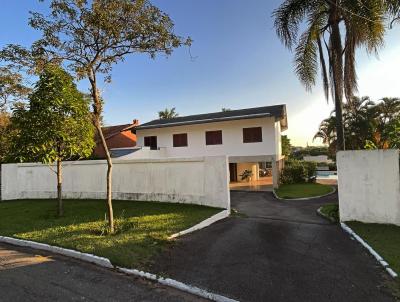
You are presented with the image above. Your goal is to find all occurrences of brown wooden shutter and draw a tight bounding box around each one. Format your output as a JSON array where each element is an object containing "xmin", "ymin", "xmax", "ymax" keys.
[
  {"xmin": 173, "ymin": 133, "xmax": 188, "ymax": 147},
  {"xmin": 243, "ymin": 127, "xmax": 262, "ymax": 143},
  {"xmin": 206, "ymin": 130, "xmax": 223, "ymax": 145}
]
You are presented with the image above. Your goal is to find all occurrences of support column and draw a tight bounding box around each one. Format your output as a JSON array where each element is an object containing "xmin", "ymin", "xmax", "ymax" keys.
[{"xmin": 272, "ymin": 159, "xmax": 279, "ymax": 189}]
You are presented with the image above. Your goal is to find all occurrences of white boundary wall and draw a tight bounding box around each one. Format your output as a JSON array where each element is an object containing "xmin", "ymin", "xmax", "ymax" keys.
[
  {"xmin": 1, "ymin": 156, "xmax": 230, "ymax": 210},
  {"xmin": 337, "ymin": 150, "xmax": 400, "ymax": 226}
]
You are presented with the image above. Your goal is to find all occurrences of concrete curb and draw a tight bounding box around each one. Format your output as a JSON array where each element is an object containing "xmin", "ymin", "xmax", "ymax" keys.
[
  {"xmin": 118, "ymin": 267, "xmax": 238, "ymax": 302},
  {"xmin": 0, "ymin": 234, "xmax": 238, "ymax": 302},
  {"xmin": 169, "ymin": 209, "xmax": 229, "ymax": 239},
  {"xmin": 340, "ymin": 223, "xmax": 398, "ymax": 278},
  {"xmin": 316, "ymin": 207, "xmax": 337, "ymax": 223},
  {"xmin": 273, "ymin": 186, "xmax": 336, "ymax": 201},
  {"xmin": 0, "ymin": 236, "xmax": 113, "ymax": 268}
]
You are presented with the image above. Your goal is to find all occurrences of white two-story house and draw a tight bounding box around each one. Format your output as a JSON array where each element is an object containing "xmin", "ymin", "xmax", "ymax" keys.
[{"xmin": 123, "ymin": 104, "xmax": 287, "ymax": 188}]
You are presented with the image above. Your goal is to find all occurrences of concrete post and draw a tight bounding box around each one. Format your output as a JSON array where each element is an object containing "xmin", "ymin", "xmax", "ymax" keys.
[{"xmin": 272, "ymin": 159, "xmax": 279, "ymax": 188}]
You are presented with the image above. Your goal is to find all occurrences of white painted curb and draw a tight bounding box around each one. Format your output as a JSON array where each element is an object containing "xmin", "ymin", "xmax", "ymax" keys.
[
  {"xmin": 273, "ymin": 186, "xmax": 336, "ymax": 201},
  {"xmin": 0, "ymin": 236, "xmax": 113, "ymax": 268},
  {"xmin": 0, "ymin": 233, "xmax": 238, "ymax": 302},
  {"xmin": 118, "ymin": 267, "xmax": 238, "ymax": 302},
  {"xmin": 169, "ymin": 210, "xmax": 229, "ymax": 239},
  {"xmin": 340, "ymin": 223, "xmax": 398, "ymax": 278}
]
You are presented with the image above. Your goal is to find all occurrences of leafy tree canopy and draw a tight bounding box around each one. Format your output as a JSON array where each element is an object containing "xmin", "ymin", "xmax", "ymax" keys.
[
  {"xmin": 10, "ymin": 64, "xmax": 95, "ymax": 164},
  {"xmin": 281, "ymin": 135, "xmax": 292, "ymax": 157},
  {"xmin": 0, "ymin": 68, "xmax": 31, "ymax": 111},
  {"xmin": 314, "ymin": 96, "xmax": 400, "ymax": 152}
]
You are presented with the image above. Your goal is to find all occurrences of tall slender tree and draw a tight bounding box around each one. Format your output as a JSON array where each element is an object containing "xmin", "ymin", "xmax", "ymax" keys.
[
  {"xmin": 1, "ymin": 0, "xmax": 191, "ymax": 232},
  {"xmin": 273, "ymin": 0, "xmax": 388, "ymax": 151}
]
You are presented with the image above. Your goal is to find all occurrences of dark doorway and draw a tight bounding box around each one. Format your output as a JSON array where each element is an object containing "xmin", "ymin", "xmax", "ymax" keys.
[
  {"xmin": 144, "ymin": 136, "xmax": 158, "ymax": 150},
  {"xmin": 229, "ymin": 163, "xmax": 238, "ymax": 182}
]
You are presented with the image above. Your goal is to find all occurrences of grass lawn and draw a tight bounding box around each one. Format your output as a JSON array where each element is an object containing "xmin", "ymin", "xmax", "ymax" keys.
[
  {"xmin": 319, "ymin": 203, "xmax": 339, "ymax": 222},
  {"xmin": 346, "ymin": 221, "xmax": 400, "ymax": 274},
  {"xmin": 317, "ymin": 206, "xmax": 400, "ymax": 298},
  {"xmin": 274, "ymin": 183, "xmax": 334, "ymax": 199},
  {"xmin": 0, "ymin": 199, "xmax": 221, "ymax": 269}
]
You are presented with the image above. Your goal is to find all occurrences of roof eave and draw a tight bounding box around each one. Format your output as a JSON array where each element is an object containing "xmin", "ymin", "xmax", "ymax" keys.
[{"xmin": 135, "ymin": 113, "xmax": 272, "ymax": 130}]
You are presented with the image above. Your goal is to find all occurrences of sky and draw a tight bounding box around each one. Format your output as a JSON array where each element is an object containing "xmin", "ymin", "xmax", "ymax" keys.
[{"xmin": 0, "ymin": 1, "xmax": 399, "ymax": 146}]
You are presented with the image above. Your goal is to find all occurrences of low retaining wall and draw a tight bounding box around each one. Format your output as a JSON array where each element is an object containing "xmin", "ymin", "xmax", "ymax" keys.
[
  {"xmin": 1, "ymin": 156, "xmax": 230, "ymax": 209},
  {"xmin": 337, "ymin": 150, "xmax": 400, "ymax": 226}
]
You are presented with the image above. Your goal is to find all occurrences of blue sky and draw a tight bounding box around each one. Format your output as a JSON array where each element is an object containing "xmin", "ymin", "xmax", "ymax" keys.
[{"xmin": 1, "ymin": 1, "xmax": 399, "ymax": 146}]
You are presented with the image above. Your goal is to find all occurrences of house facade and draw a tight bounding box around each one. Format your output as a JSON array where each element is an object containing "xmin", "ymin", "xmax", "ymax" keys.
[{"xmin": 123, "ymin": 105, "xmax": 287, "ymax": 188}]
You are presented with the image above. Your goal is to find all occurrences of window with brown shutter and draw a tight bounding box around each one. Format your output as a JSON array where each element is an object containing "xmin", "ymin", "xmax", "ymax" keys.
[
  {"xmin": 206, "ymin": 130, "xmax": 222, "ymax": 145},
  {"xmin": 173, "ymin": 133, "xmax": 188, "ymax": 147},
  {"xmin": 243, "ymin": 127, "xmax": 262, "ymax": 143}
]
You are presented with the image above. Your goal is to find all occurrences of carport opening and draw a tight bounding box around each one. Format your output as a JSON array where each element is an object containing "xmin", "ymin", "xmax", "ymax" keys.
[{"xmin": 229, "ymin": 162, "xmax": 274, "ymax": 192}]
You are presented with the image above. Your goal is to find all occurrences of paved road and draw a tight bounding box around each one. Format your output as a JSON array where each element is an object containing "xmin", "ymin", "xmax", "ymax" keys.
[
  {"xmin": 0, "ymin": 243, "xmax": 206, "ymax": 302},
  {"xmin": 151, "ymin": 191, "xmax": 396, "ymax": 302}
]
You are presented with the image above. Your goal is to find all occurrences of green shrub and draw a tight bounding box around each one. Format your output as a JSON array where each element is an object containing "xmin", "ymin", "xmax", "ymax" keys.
[
  {"xmin": 304, "ymin": 161, "xmax": 317, "ymax": 182},
  {"xmin": 280, "ymin": 159, "xmax": 316, "ymax": 184},
  {"xmin": 328, "ymin": 162, "xmax": 337, "ymax": 171}
]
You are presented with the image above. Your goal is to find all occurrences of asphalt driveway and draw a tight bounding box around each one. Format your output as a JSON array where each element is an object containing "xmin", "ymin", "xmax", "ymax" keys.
[
  {"xmin": 151, "ymin": 190, "xmax": 396, "ymax": 302},
  {"xmin": 0, "ymin": 243, "xmax": 206, "ymax": 302}
]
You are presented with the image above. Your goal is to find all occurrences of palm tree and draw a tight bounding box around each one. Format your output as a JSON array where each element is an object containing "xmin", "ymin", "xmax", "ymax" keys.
[
  {"xmin": 313, "ymin": 115, "xmax": 337, "ymax": 157},
  {"xmin": 374, "ymin": 97, "xmax": 400, "ymax": 148},
  {"xmin": 387, "ymin": 0, "xmax": 400, "ymax": 27},
  {"xmin": 343, "ymin": 96, "xmax": 376, "ymax": 150},
  {"xmin": 273, "ymin": 0, "xmax": 387, "ymax": 151},
  {"xmin": 315, "ymin": 96, "xmax": 400, "ymax": 150},
  {"xmin": 158, "ymin": 107, "xmax": 179, "ymax": 119}
]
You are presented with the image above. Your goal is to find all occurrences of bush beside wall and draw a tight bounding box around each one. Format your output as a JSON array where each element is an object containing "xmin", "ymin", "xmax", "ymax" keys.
[{"xmin": 280, "ymin": 159, "xmax": 317, "ymax": 184}]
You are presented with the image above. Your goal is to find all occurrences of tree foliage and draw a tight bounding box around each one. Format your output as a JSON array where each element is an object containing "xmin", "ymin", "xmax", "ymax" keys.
[
  {"xmin": 0, "ymin": 111, "xmax": 13, "ymax": 163},
  {"xmin": 0, "ymin": 68, "xmax": 31, "ymax": 110},
  {"xmin": 281, "ymin": 135, "xmax": 292, "ymax": 157},
  {"xmin": 158, "ymin": 107, "xmax": 179, "ymax": 119},
  {"xmin": 314, "ymin": 96, "xmax": 400, "ymax": 153},
  {"xmin": 273, "ymin": 0, "xmax": 391, "ymax": 151},
  {"xmin": 0, "ymin": 0, "xmax": 191, "ymax": 233},
  {"xmin": 10, "ymin": 65, "xmax": 95, "ymax": 163},
  {"xmin": 10, "ymin": 65, "xmax": 95, "ymax": 215}
]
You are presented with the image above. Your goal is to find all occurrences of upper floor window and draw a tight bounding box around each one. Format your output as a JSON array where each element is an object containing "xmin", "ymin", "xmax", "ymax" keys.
[
  {"xmin": 243, "ymin": 127, "xmax": 262, "ymax": 143},
  {"xmin": 144, "ymin": 136, "xmax": 157, "ymax": 150},
  {"xmin": 173, "ymin": 133, "xmax": 188, "ymax": 147},
  {"xmin": 206, "ymin": 130, "xmax": 223, "ymax": 145}
]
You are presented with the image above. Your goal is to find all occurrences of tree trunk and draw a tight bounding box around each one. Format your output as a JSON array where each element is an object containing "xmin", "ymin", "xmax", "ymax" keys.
[
  {"xmin": 57, "ymin": 159, "xmax": 63, "ymax": 216},
  {"xmin": 329, "ymin": 5, "xmax": 346, "ymax": 151},
  {"xmin": 94, "ymin": 121, "xmax": 114, "ymax": 233},
  {"xmin": 89, "ymin": 71, "xmax": 114, "ymax": 233}
]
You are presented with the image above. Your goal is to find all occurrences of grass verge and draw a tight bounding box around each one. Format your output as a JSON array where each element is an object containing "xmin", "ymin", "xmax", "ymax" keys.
[
  {"xmin": 0, "ymin": 199, "xmax": 221, "ymax": 269},
  {"xmin": 275, "ymin": 183, "xmax": 334, "ymax": 199},
  {"xmin": 346, "ymin": 221, "xmax": 400, "ymax": 274},
  {"xmin": 319, "ymin": 203, "xmax": 339, "ymax": 222}
]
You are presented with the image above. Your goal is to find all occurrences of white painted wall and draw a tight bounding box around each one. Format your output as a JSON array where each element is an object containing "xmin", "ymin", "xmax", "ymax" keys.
[
  {"xmin": 337, "ymin": 150, "xmax": 400, "ymax": 226},
  {"xmin": 303, "ymin": 155, "xmax": 332, "ymax": 163},
  {"xmin": 135, "ymin": 117, "xmax": 281, "ymax": 159},
  {"xmin": 1, "ymin": 156, "xmax": 230, "ymax": 210}
]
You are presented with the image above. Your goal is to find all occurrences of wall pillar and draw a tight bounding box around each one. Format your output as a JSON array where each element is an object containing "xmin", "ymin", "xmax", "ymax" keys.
[{"xmin": 272, "ymin": 159, "xmax": 279, "ymax": 188}]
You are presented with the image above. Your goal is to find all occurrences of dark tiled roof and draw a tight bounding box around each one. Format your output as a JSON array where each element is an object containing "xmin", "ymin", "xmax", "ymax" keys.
[{"xmin": 136, "ymin": 104, "xmax": 287, "ymax": 130}]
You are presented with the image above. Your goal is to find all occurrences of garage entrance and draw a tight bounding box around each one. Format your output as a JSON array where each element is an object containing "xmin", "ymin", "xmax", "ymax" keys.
[{"xmin": 229, "ymin": 161, "xmax": 274, "ymax": 192}]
